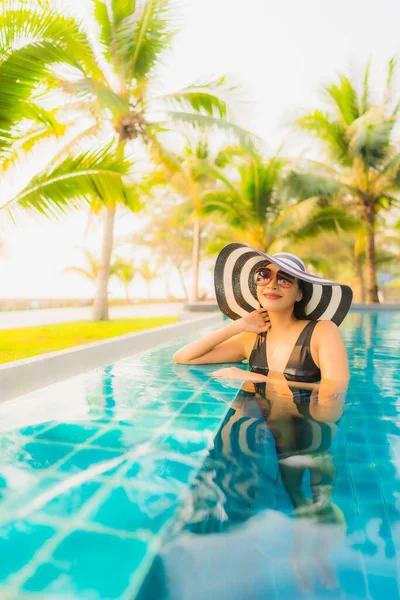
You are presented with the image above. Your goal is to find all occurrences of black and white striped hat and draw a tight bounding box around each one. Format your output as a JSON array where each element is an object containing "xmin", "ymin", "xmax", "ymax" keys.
[{"xmin": 214, "ymin": 243, "xmax": 353, "ymax": 326}]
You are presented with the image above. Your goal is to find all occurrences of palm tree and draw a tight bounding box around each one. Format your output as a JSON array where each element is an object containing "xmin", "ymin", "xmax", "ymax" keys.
[
  {"xmin": 122, "ymin": 201, "xmax": 194, "ymax": 301},
  {"xmin": 112, "ymin": 258, "xmax": 136, "ymax": 301},
  {"xmin": 288, "ymin": 58, "xmax": 400, "ymax": 302},
  {"xmin": 200, "ymin": 148, "xmax": 358, "ymax": 255},
  {"xmin": 2, "ymin": 1, "xmax": 255, "ymax": 320},
  {"xmin": 138, "ymin": 259, "xmax": 160, "ymax": 300},
  {"xmin": 65, "ymin": 249, "xmax": 121, "ymax": 301}
]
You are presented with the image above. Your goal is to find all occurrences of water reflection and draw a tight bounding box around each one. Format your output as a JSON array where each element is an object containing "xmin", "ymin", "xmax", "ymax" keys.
[{"xmin": 140, "ymin": 375, "xmax": 347, "ymax": 599}]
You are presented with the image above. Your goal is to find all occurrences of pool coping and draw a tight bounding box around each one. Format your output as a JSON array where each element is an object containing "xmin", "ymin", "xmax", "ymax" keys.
[{"xmin": 0, "ymin": 314, "xmax": 222, "ymax": 404}]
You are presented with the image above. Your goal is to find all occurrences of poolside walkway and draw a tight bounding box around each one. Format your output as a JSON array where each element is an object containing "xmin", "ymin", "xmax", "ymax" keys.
[{"xmin": 0, "ymin": 303, "xmax": 186, "ymax": 330}]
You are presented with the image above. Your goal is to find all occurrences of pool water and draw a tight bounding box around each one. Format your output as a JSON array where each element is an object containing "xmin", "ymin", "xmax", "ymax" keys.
[{"xmin": 0, "ymin": 310, "xmax": 399, "ymax": 599}]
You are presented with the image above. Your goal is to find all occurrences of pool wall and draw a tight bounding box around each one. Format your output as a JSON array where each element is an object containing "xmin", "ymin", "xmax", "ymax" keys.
[{"xmin": 0, "ymin": 314, "xmax": 221, "ymax": 404}]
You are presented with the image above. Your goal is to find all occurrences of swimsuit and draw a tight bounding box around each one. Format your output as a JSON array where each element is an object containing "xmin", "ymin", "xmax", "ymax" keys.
[{"xmin": 249, "ymin": 320, "xmax": 321, "ymax": 383}]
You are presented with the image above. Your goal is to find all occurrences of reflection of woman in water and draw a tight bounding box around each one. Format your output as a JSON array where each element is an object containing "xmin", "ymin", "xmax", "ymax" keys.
[{"xmin": 173, "ymin": 244, "xmax": 353, "ymax": 592}]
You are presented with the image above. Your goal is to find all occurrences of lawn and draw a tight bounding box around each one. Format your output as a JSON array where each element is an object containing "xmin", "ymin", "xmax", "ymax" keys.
[{"xmin": 0, "ymin": 317, "xmax": 178, "ymax": 363}]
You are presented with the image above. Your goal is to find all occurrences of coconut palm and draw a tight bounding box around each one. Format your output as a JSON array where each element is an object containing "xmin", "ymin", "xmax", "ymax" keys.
[
  {"xmin": 288, "ymin": 58, "xmax": 400, "ymax": 302},
  {"xmin": 65, "ymin": 249, "xmax": 122, "ymax": 300},
  {"xmin": 144, "ymin": 137, "xmax": 240, "ymax": 301},
  {"xmin": 112, "ymin": 258, "xmax": 136, "ymax": 301},
  {"xmin": 1, "ymin": 0, "xmax": 254, "ymax": 320},
  {"xmin": 138, "ymin": 259, "xmax": 160, "ymax": 300},
  {"xmin": 199, "ymin": 149, "xmax": 359, "ymax": 256},
  {"xmin": 123, "ymin": 204, "xmax": 193, "ymax": 300}
]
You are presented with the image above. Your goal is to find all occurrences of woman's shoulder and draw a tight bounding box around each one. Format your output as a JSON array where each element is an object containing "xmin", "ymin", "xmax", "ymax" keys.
[{"xmin": 313, "ymin": 320, "xmax": 340, "ymax": 345}]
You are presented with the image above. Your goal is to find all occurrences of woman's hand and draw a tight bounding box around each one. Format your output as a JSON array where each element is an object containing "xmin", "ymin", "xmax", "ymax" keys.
[
  {"xmin": 210, "ymin": 367, "xmax": 267, "ymax": 383},
  {"xmin": 237, "ymin": 308, "xmax": 271, "ymax": 334}
]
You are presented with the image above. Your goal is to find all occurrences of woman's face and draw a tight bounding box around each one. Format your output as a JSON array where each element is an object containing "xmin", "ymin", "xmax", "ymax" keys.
[{"xmin": 256, "ymin": 262, "xmax": 302, "ymax": 311}]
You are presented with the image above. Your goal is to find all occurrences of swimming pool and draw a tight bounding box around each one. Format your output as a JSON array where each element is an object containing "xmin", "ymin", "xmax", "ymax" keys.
[{"xmin": 0, "ymin": 310, "xmax": 399, "ymax": 599}]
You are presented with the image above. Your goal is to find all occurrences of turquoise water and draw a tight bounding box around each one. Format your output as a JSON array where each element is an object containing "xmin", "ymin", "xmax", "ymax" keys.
[{"xmin": 0, "ymin": 311, "xmax": 399, "ymax": 599}]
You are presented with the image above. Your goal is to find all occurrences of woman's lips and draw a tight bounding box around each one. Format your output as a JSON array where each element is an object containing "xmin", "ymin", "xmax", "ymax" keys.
[{"xmin": 264, "ymin": 293, "xmax": 282, "ymax": 299}]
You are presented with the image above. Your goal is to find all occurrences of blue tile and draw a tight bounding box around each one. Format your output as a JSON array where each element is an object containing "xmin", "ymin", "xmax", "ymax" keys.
[
  {"xmin": 93, "ymin": 427, "xmax": 154, "ymax": 450},
  {"xmin": 90, "ymin": 487, "xmax": 180, "ymax": 534},
  {"xmin": 24, "ymin": 531, "xmax": 148, "ymax": 599},
  {"xmin": 171, "ymin": 414, "xmax": 223, "ymax": 432},
  {"xmin": 367, "ymin": 574, "xmax": 400, "ymax": 600},
  {"xmin": 41, "ymin": 481, "xmax": 102, "ymax": 518},
  {"xmin": 338, "ymin": 566, "xmax": 368, "ymax": 598},
  {"xmin": 22, "ymin": 442, "xmax": 74, "ymax": 470},
  {"xmin": 179, "ymin": 402, "xmax": 228, "ymax": 418},
  {"xmin": 58, "ymin": 448, "xmax": 124, "ymax": 475},
  {"xmin": 37, "ymin": 423, "xmax": 100, "ymax": 444},
  {"xmin": 0, "ymin": 521, "xmax": 54, "ymax": 582},
  {"xmin": 157, "ymin": 431, "xmax": 212, "ymax": 454},
  {"xmin": 125, "ymin": 456, "xmax": 197, "ymax": 487},
  {"xmin": 19, "ymin": 423, "xmax": 52, "ymax": 437},
  {"xmin": 353, "ymin": 481, "xmax": 383, "ymax": 504}
]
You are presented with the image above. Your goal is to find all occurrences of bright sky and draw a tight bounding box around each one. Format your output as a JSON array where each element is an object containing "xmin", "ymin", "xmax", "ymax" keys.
[{"xmin": 1, "ymin": 0, "xmax": 400, "ymax": 299}]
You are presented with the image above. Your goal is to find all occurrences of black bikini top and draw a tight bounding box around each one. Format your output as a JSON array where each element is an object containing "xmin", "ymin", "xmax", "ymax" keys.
[{"xmin": 249, "ymin": 320, "xmax": 321, "ymax": 383}]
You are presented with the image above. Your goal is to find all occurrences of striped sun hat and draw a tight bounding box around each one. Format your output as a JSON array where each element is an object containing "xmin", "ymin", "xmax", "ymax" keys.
[{"xmin": 214, "ymin": 243, "xmax": 353, "ymax": 326}]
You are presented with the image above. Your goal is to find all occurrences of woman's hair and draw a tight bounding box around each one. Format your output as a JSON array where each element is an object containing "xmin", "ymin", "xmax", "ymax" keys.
[{"xmin": 293, "ymin": 279, "xmax": 307, "ymax": 320}]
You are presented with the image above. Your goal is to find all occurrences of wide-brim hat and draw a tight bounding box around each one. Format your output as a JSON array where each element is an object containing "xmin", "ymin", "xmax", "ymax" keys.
[{"xmin": 214, "ymin": 243, "xmax": 353, "ymax": 326}]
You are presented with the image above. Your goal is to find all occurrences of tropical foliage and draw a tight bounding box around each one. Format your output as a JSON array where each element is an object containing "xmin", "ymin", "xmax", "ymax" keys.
[{"xmin": 287, "ymin": 59, "xmax": 400, "ymax": 302}]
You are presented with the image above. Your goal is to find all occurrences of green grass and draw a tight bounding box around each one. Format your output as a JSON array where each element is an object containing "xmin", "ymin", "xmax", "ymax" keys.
[{"xmin": 0, "ymin": 317, "xmax": 178, "ymax": 364}]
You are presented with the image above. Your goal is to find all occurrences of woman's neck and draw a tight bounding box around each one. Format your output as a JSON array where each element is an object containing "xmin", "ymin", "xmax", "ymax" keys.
[{"xmin": 267, "ymin": 308, "xmax": 298, "ymax": 333}]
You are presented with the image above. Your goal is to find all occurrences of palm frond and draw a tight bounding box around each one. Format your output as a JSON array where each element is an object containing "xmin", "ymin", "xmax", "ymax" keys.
[
  {"xmin": 289, "ymin": 206, "xmax": 362, "ymax": 242},
  {"xmin": 361, "ymin": 59, "xmax": 371, "ymax": 114},
  {"xmin": 1, "ymin": 144, "xmax": 138, "ymax": 221},
  {"xmin": 285, "ymin": 171, "xmax": 342, "ymax": 201},
  {"xmin": 347, "ymin": 108, "xmax": 395, "ymax": 167},
  {"xmin": 60, "ymin": 78, "xmax": 130, "ymax": 117},
  {"xmin": 64, "ymin": 266, "xmax": 96, "ymax": 281},
  {"xmin": 160, "ymin": 111, "xmax": 259, "ymax": 151},
  {"xmin": 160, "ymin": 76, "xmax": 242, "ymax": 119},
  {"xmin": 295, "ymin": 111, "xmax": 349, "ymax": 165},
  {"xmin": 325, "ymin": 75, "xmax": 359, "ymax": 125},
  {"xmin": 102, "ymin": 0, "xmax": 177, "ymax": 84},
  {"xmin": 384, "ymin": 57, "xmax": 396, "ymax": 108}
]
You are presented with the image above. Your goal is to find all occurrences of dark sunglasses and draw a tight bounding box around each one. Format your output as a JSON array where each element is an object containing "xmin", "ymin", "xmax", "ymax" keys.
[{"xmin": 254, "ymin": 267, "xmax": 296, "ymax": 288}]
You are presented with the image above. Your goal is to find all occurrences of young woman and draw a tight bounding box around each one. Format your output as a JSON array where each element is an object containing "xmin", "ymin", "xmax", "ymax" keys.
[{"xmin": 173, "ymin": 243, "xmax": 353, "ymax": 402}]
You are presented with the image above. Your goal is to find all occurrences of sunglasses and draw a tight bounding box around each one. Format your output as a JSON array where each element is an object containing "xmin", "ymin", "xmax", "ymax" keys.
[{"xmin": 254, "ymin": 267, "xmax": 296, "ymax": 288}]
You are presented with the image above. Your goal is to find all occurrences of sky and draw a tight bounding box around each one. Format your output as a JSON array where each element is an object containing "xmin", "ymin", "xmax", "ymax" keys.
[{"xmin": 1, "ymin": 0, "xmax": 400, "ymax": 299}]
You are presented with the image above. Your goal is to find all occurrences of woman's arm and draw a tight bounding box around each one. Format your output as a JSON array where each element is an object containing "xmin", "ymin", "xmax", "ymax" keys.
[
  {"xmin": 315, "ymin": 320, "xmax": 350, "ymax": 382},
  {"xmin": 173, "ymin": 320, "xmax": 248, "ymax": 364},
  {"xmin": 173, "ymin": 308, "xmax": 270, "ymax": 365}
]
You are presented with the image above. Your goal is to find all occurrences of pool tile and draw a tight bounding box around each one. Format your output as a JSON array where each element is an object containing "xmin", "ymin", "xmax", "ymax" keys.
[
  {"xmin": 89, "ymin": 486, "xmax": 180, "ymax": 534},
  {"xmin": 170, "ymin": 414, "xmax": 223, "ymax": 432},
  {"xmin": 40, "ymin": 480, "xmax": 102, "ymax": 518},
  {"xmin": 179, "ymin": 401, "xmax": 228, "ymax": 418},
  {"xmin": 23, "ymin": 531, "xmax": 148, "ymax": 599},
  {"xmin": 36, "ymin": 423, "xmax": 100, "ymax": 444},
  {"xmin": 92, "ymin": 426, "xmax": 154, "ymax": 450},
  {"xmin": 367, "ymin": 573, "xmax": 400, "ymax": 599},
  {"xmin": 125, "ymin": 456, "xmax": 198, "ymax": 487},
  {"xmin": 0, "ymin": 520, "xmax": 54, "ymax": 582},
  {"xmin": 22, "ymin": 442, "xmax": 74, "ymax": 470},
  {"xmin": 58, "ymin": 448, "xmax": 125, "ymax": 475},
  {"xmin": 156, "ymin": 430, "xmax": 213, "ymax": 455}
]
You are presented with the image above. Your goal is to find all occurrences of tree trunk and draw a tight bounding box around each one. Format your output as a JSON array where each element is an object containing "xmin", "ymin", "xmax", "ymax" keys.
[
  {"xmin": 190, "ymin": 215, "xmax": 201, "ymax": 303},
  {"xmin": 364, "ymin": 203, "xmax": 379, "ymax": 303},
  {"xmin": 92, "ymin": 206, "xmax": 115, "ymax": 321},
  {"xmin": 177, "ymin": 265, "xmax": 189, "ymax": 301}
]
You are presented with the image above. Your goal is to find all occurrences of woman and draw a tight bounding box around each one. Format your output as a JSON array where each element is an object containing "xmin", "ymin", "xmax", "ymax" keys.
[
  {"xmin": 171, "ymin": 244, "xmax": 352, "ymax": 592},
  {"xmin": 173, "ymin": 243, "xmax": 352, "ymax": 400}
]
